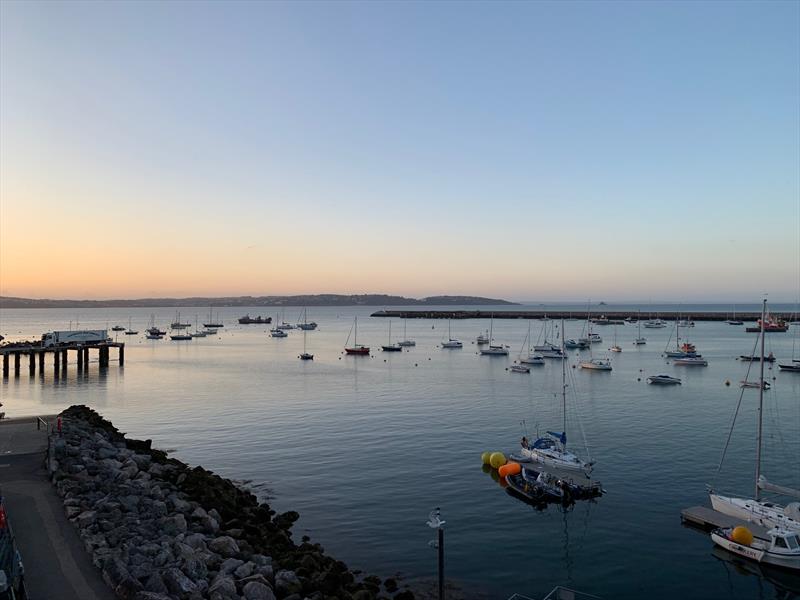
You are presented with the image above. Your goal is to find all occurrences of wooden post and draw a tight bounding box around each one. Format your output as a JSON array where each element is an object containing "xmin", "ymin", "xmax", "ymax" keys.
[
  {"xmin": 29, "ymin": 353, "xmax": 36, "ymax": 376},
  {"xmin": 82, "ymin": 347, "xmax": 89, "ymax": 370},
  {"xmin": 38, "ymin": 351, "xmax": 45, "ymax": 373},
  {"xmin": 99, "ymin": 346, "xmax": 108, "ymax": 368},
  {"xmin": 54, "ymin": 349, "xmax": 60, "ymax": 372},
  {"xmin": 119, "ymin": 344, "xmax": 124, "ymax": 366},
  {"xmin": 14, "ymin": 353, "xmax": 20, "ymax": 377},
  {"xmin": 2, "ymin": 354, "xmax": 8, "ymax": 378},
  {"xmin": 61, "ymin": 349, "xmax": 68, "ymax": 374},
  {"xmin": 77, "ymin": 347, "xmax": 83, "ymax": 370}
]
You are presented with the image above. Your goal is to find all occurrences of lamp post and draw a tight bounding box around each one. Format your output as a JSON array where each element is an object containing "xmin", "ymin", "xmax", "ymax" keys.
[{"xmin": 426, "ymin": 508, "xmax": 445, "ymax": 600}]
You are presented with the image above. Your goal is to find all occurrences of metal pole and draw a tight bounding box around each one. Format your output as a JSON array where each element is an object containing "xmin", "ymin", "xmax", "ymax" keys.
[{"xmin": 438, "ymin": 528, "xmax": 444, "ymax": 600}]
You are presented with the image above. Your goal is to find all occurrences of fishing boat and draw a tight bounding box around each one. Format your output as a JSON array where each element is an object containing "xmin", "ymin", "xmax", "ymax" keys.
[
  {"xmin": 746, "ymin": 314, "xmax": 788, "ymax": 333},
  {"xmin": 397, "ymin": 319, "xmax": 415, "ymax": 347},
  {"xmin": 480, "ymin": 314, "xmax": 509, "ymax": 356},
  {"xmin": 710, "ymin": 527, "xmax": 800, "ymax": 570},
  {"xmin": 344, "ymin": 316, "xmax": 370, "ymax": 355},
  {"xmin": 515, "ymin": 324, "xmax": 595, "ymax": 475},
  {"xmin": 146, "ymin": 314, "xmax": 166, "ymax": 336},
  {"xmin": 646, "ymin": 374, "xmax": 681, "ymax": 385},
  {"xmin": 673, "ymin": 356, "xmax": 708, "ymax": 366},
  {"xmin": 709, "ymin": 299, "xmax": 800, "ymax": 532},
  {"xmin": 203, "ymin": 307, "xmax": 224, "ymax": 328},
  {"xmin": 381, "ymin": 321, "xmax": 402, "ymax": 352},
  {"xmin": 441, "ymin": 320, "xmax": 463, "ymax": 348},
  {"xmin": 124, "ymin": 317, "xmax": 138, "ymax": 335},
  {"xmin": 238, "ymin": 315, "xmax": 272, "ymax": 325}
]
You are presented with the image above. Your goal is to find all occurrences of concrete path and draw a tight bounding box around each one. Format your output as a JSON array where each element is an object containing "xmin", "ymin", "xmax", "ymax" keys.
[{"xmin": 0, "ymin": 417, "xmax": 115, "ymax": 600}]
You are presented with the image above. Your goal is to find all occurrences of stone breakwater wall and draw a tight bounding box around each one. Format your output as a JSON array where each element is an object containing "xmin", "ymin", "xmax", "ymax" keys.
[{"xmin": 49, "ymin": 405, "xmax": 412, "ymax": 600}]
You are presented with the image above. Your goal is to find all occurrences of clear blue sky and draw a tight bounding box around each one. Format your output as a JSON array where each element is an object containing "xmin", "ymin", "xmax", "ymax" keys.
[{"xmin": 1, "ymin": 1, "xmax": 798, "ymax": 301}]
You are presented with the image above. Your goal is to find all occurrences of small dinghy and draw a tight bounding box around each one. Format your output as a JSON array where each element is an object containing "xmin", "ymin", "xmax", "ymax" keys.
[{"xmin": 510, "ymin": 364, "xmax": 530, "ymax": 373}]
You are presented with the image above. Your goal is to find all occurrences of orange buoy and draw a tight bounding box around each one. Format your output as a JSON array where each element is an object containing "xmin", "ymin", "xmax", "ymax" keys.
[{"xmin": 498, "ymin": 462, "xmax": 521, "ymax": 478}]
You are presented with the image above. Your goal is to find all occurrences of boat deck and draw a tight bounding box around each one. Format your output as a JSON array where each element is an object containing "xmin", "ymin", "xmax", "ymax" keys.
[{"xmin": 680, "ymin": 505, "xmax": 770, "ymax": 538}]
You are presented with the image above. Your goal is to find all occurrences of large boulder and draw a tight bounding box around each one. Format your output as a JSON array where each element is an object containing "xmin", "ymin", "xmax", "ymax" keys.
[
  {"xmin": 209, "ymin": 535, "xmax": 240, "ymax": 558},
  {"xmin": 243, "ymin": 580, "xmax": 276, "ymax": 600}
]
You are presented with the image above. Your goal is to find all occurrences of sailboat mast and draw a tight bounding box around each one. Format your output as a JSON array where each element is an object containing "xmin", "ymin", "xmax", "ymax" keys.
[
  {"xmin": 489, "ymin": 313, "xmax": 494, "ymax": 343},
  {"xmin": 755, "ymin": 298, "xmax": 767, "ymax": 500},
  {"xmin": 354, "ymin": 316, "xmax": 358, "ymax": 346},
  {"xmin": 561, "ymin": 319, "xmax": 567, "ymax": 442}
]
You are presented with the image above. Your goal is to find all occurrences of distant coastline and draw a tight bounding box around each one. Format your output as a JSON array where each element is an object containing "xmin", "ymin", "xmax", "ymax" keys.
[{"xmin": 0, "ymin": 294, "xmax": 517, "ymax": 309}]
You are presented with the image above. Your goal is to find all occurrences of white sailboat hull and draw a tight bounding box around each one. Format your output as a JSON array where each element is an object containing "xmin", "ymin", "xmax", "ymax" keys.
[{"xmin": 710, "ymin": 494, "xmax": 800, "ymax": 531}]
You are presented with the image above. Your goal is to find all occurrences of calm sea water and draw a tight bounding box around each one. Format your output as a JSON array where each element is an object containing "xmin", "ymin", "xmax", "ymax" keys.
[{"xmin": 1, "ymin": 304, "xmax": 799, "ymax": 600}]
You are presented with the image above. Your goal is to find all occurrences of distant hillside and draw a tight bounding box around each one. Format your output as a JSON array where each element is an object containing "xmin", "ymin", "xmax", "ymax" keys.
[{"xmin": 0, "ymin": 294, "xmax": 516, "ymax": 309}]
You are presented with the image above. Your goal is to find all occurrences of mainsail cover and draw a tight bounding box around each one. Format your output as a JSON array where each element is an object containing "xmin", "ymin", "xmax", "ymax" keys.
[{"xmin": 758, "ymin": 475, "xmax": 800, "ymax": 500}]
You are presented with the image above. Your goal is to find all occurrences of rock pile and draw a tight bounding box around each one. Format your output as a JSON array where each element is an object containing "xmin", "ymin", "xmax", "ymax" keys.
[{"xmin": 50, "ymin": 405, "xmax": 414, "ymax": 600}]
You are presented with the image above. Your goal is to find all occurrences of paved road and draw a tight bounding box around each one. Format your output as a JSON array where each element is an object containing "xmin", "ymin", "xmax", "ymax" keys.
[{"xmin": 0, "ymin": 418, "xmax": 115, "ymax": 600}]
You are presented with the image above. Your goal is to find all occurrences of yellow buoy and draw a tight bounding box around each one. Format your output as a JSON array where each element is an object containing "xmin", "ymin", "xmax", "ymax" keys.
[
  {"xmin": 489, "ymin": 452, "xmax": 507, "ymax": 469},
  {"xmin": 731, "ymin": 526, "xmax": 754, "ymax": 546},
  {"xmin": 481, "ymin": 451, "xmax": 491, "ymax": 465}
]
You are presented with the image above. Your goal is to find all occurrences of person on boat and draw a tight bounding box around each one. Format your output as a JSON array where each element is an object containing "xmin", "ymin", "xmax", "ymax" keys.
[{"xmin": 521, "ymin": 436, "xmax": 529, "ymax": 449}]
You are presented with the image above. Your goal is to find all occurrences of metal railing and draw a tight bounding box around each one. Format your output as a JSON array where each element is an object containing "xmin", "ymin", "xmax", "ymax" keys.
[{"xmin": 508, "ymin": 587, "xmax": 602, "ymax": 600}]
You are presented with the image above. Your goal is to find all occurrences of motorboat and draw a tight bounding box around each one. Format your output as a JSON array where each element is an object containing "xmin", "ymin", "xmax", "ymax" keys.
[
  {"xmin": 170, "ymin": 333, "xmax": 192, "ymax": 341},
  {"xmin": 277, "ymin": 322, "xmax": 296, "ymax": 330},
  {"xmin": 710, "ymin": 527, "xmax": 800, "ymax": 570},
  {"xmin": 740, "ymin": 352, "xmax": 775, "ymax": 362},
  {"xmin": 299, "ymin": 352, "xmax": 314, "ymax": 360},
  {"xmin": 480, "ymin": 344, "xmax": 509, "ymax": 356},
  {"xmin": 647, "ymin": 374, "xmax": 681, "ymax": 385},
  {"xmin": 476, "ymin": 331, "xmax": 490, "ymax": 345},
  {"xmin": 580, "ymin": 357, "xmax": 612, "ymax": 371},
  {"xmin": 673, "ymin": 356, "xmax": 708, "ymax": 366},
  {"xmin": 588, "ymin": 333, "xmax": 602, "ymax": 343},
  {"xmin": 740, "ymin": 380, "xmax": 771, "ymax": 390},
  {"xmin": 298, "ymin": 322, "xmax": 318, "ymax": 330},
  {"xmin": 779, "ymin": 363, "xmax": 800, "ymax": 372},
  {"xmin": 510, "ymin": 364, "xmax": 530, "ymax": 373},
  {"xmin": 146, "ymin": 333, "xmax": 163, "ymax": 340},
  {"xmin": 270, "ymin": 328, "xmax": 288, "ymax": 338},
  {"xmin": 111, "ymin": 325, "xmax": 125, "ymax": 332},
  {"xmin": 564, "ymin": 339, "xmax": 589, "ymax": 349},
  {"xmin": 644, "ymin": 319, "xmax": 667, "ymax": 329},
  {"xmin": 203, "ymin": 328, "xmax": 218, "ymax": 335}
]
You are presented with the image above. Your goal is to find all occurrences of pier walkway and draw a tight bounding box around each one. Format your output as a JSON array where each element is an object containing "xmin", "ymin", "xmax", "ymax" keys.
[{"xmin": 0, "ymin": 417, "xmax": 115, "ymax": 600}]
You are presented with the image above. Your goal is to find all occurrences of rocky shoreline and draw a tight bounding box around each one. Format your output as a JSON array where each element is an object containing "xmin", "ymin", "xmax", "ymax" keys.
[{"xmin": 49, "ymin": 405, "xmax": 414, "ymax": 600}]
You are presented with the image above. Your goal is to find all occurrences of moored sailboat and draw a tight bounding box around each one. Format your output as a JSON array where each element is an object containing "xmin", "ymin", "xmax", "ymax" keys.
[{"xmin": 344, "ymin": 316, "xmax": 370, "ymax": 355}]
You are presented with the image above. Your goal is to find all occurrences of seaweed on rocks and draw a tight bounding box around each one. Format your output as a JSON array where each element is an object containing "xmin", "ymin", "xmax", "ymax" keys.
[{"xmin": 52, "ymin": 405, "xmax": 413, "ymax": 600}]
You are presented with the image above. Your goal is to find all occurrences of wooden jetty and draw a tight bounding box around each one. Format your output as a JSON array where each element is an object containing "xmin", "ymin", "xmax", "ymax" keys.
[
  {"xmin": 681, "ymin": 505, "xmax": 770, "ymax": 538},
  {"xmin": 0, "ymin": 342, "xmax": 124, "ymax": 378},
  {"xmin": 371, "ymin": 310, "xmax": 795, "ymax": 322}
]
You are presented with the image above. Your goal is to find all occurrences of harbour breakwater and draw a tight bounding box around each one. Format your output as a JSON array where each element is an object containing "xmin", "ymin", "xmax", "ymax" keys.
[
  {"xmin": 49, "ymin": 406, "xmax": 414, "ymax": 600},
  {"xmin": 371, "ymin": 310, "xmax": 795, "ymax": 321}
]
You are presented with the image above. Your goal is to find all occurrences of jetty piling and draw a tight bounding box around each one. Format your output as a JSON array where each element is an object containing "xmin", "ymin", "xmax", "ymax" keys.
[{"xmin": 0, "ymin": 342, "xmax": 124, "ymax": 379}]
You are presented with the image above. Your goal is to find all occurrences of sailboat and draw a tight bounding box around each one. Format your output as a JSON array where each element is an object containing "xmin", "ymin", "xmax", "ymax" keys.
[
  {"xmin": 124, "ymin": 317, "xmax": 138, "ymax": 335},
  {"xmin": 726, "ymin": 304, "xmax": 744, "ymax": 326},
  {"xmin": 270, "ymin": 314, "xmax": 288, "ymax": 338},
  {"xmin": 297, "ymin": 307, "xmax": 317, "ymax": 330},
  {"xmin": 519, "ymin": 323, "xmax": 544, "ymax": 365},
  {"xmin": 397, "ymin": 319, "xmax": 415, "ymax": 347},
  {"xmin": 299, "ymin": 326, "xmax": 313, "ymax": 360},
  {"xmin": 517, "ymin": 322, "xmax": 595, "ymax": 474},
  {"xmin": 203, "ymin": 307, "xmax": 224, "ymax": 328},
  {"xmin": 146, "ymin": 314, "xmax": 165, "ymax": 338},
  {"xmin": 277, "ymin": 310, "xmax": 296, "ymax": 330},
  {"xmin": 381, "ymin": 321, "xmax": 402, "ymax": 352},
  {"xmin": 170, "ymin": 311, "xmax": 191, "ymax": 329},
  {"xmin": 441, "ymin": 320, "xmax": 463, "ymax": 348},
  {"xmin": 535, "ymin": 320, "xmax": 566, "ymax": 358},
  {"xmin": 344, "ymin": 316, "xmax": 370, "ymax": 355},
  {"xmin": 191, "ymin": 316, "xmax": 207, "ymax": 338},
  {"xmin": 709, "ymin": 299, "xmax": 800, "ymax": 532},
  {"xmin": 579, "ymin": 319, "xmax": 612, "ymax": 370},
  {"xmin": 480, "ymin": 314, "xmax": 508, "ymax": 355},
  {"xmin": 633, "ymin": 310, "xmax": 647, "ymax": 345},
  {"xmin": 609, "ymin": 325, "xmax": 621, "ymax": 353},
  {"xmin": 664, "ymin": 316, "xmax": 699, "ymax": 358},
  {"xmin": 779, "ymin": 310, "xmax": 800, "ymax": 371}
]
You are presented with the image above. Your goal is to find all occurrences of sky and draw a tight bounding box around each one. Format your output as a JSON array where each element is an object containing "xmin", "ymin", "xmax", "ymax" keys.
[{"xmin": 1, "ymin": 1, "xmax": 798, "ymax": 302}]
